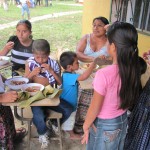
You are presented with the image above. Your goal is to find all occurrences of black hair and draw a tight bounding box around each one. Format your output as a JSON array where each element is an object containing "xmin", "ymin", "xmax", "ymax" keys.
[
  {"xmin": 16, "ymin": 20, "xmax": 32, "ymax": 31},
  {"xmin": 93, "ymin": 16, "xmax": 109, "ymax": 25},
  {"xmin": 59, "ymin": 51, "xmax": 77, "ymax": 70},
  {"xmin": 107, "ymin": 22, "xmax": 140, "ymax": 109},
  {"xmin": 139, "ymin": 56, "xmax": 147, "ymax": 75},
  {"xmin": 32, "ymin": 39, "xmax": 50, "ymax": 55}
]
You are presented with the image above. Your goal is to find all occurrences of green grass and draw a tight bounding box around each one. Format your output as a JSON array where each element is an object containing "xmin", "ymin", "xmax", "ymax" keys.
[
  {"xmin": 0, "ymin": 1, "xmax": 83, "ymax": 53},
  {"xmin": 0, "ymin": 1, "xmax": 82, "ymax": 24}
]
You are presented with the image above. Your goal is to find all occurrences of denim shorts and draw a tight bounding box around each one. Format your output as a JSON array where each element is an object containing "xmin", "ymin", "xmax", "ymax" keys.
[
  {"xmin": 87, "ymin": 112, "xmax": 127, "ymax": 150},
  {"xmin": 22, "ymin": 3, "xmax": 30, "ymax": 15}
]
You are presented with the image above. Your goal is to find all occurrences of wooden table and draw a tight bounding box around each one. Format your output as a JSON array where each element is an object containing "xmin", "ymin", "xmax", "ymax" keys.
[{"xmin": 2, "ymin": 96, "xmax": 60, "ymax": 149}]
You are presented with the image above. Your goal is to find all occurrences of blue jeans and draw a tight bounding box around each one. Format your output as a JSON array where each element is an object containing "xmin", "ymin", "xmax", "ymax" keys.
[
  {"xmin": 31, "ymin": 99, "xmax": 74, "ymax": 135},
  {"xmin": 87, "ymin": 112, "xmax": 127, "ymax": 150},
  {"xmin": 48, "ymin": 98, "xmax": 74, "ymax": 124}
]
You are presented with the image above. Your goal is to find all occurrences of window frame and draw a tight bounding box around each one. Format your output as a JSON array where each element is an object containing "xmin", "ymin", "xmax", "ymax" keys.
[{"xmin": 110, "ymin": 0, "xmax": 150, "ymax": 35}]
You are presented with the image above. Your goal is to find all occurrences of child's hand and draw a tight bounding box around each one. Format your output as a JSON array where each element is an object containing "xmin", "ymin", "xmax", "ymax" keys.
[
  {"xmin": 31, "ymin": 67, "xmax": 41, "ymax": 76},
  {"xmin": 41, "ymin": 64, "xmax": 54, "ymax": 73},
  {"xmin": 4, "ymin": 41, "xmax": 14, "ymax": 51},
  {"xmin": 2, "ymin": 91, "xmax": 18, "ymax": 103},
  {"xmin": 81, "ymin": 127, "xmax": 89, "ymax": 145}
]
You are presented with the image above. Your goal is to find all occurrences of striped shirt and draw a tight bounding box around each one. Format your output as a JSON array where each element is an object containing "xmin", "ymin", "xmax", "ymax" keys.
[
  {"xmin": 28, "ymin": 57, "xmax": 60, "ymax": 86},
  {"xmin": 8, "ymin": 36, "xmax": 33, "ymax": 71}
]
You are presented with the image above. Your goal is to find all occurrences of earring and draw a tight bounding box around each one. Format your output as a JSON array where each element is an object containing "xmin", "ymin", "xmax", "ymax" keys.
[{"xmin": 29, "ymin": 35, "xmax": 33, "ymax": 39}]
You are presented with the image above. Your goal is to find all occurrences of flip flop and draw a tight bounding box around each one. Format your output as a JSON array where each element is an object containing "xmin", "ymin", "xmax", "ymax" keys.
[{"xmin": 14, "ymin": 127, "xmax": 28, "ymax": 143}]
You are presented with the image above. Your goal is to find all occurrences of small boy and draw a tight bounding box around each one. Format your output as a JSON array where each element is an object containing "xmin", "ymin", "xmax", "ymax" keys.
[
  {"xmin": 59, "ymin": 51, "xmax": 96, "ymax": 139},
  {"xmin": 25, "ymin": 39, "xmax": 62, "ymax": 149}
]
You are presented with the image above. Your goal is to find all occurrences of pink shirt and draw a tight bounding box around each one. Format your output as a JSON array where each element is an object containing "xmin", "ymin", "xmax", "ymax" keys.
[{"xmin": 93, "ymin": 65, "xmax": 126, "ymax": 119}]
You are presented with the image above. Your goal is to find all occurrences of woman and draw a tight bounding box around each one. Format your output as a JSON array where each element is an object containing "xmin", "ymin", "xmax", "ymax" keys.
[
  {"xmin": 0, "ymin": 19, "xmax": 33, "ymax": 76},
  {"xmin": 76, "ymin": 16, "xmax": 109, "ymax": 62},
  {"xmin": 74, "ymin": 16, "xmax": 110, "ymax": 134},
  {"xmin": 82, "ymin": 22, "xmax": 141, "ymax": 150},
  {"xmin": 0, "ymin": 74, "xmax": 27, "ymax": 150},
  {"xmin": 123, "ymin": 53, "xmax": 150, "ymax": 150}
]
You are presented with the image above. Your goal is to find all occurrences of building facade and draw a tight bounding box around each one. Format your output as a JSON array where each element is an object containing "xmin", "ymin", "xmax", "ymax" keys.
[{"xmin": 82, "ymin": 0, "xmax": 150, "ymax": 56}]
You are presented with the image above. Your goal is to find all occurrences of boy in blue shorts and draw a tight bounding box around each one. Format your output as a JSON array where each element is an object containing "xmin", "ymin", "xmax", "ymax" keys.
[{"xmin": 59, "ymin": 51, "xmax": 97, "ymax": 139}]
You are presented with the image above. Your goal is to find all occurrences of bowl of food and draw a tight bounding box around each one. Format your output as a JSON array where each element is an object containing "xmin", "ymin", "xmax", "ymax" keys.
[
  {"xmin": 5, "ymin": 77, "xmax": 29, "ymax": 90},
  {"xmin": 80, "ymin": 63, "xmax": 90, "ymax": 69},
  {"xmin": 0, "ymin": 56, "xmax": 10, "ymax": 66},
  {"xmin": 80, "ymin": 63, "xmax": 99, "ymax": 72},
  {"xmin": 21, "ymin": 83, "xmax": 44, "ymax": 96}
]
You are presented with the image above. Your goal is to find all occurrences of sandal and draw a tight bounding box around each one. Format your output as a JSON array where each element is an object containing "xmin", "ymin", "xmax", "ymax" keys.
[{"xmin": 14, "ymin": 127, "xmax": 28, "ymax": 143}]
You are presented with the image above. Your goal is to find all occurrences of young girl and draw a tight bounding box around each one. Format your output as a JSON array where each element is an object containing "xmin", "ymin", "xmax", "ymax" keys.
[
  {"xmin": 0, "ymin": 20, "xmax": 33, "ymax": 76},
  {"xmin": 25, "ymin": 39, "xmax": 62, "ymax": 149},
  {"xmin": 81, "ymin": 22, "xmax": 141, "ymax": 150},
  {"xmin": 0, "ymin": 74, "xmax": 27, "ymax": 150}
]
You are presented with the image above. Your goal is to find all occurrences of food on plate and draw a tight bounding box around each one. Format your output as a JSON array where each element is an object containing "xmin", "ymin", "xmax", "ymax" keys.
[
  {"xmin": 25, "ymin": 86, "xmax": 41, "ymax": 92},
  {"xmin": 11, "ymin": 80, "xmax": 26, "ymax": 85},
  {"xmin": 40, "ymin": 67, "xmax": 45, "ymax": 73},
  {"xmin": 81, "ymin": 63, "xmax": 90, "ymax": 69}
]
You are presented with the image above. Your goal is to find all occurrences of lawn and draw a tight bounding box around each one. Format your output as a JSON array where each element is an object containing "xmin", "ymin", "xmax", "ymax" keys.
[
  {"xmin": 0, "ymin": 1, "xmax": 83, "ymax": 54},
  {"xmin": 0, "ymin": 1, "xmax": 83, "ymax": 24}
]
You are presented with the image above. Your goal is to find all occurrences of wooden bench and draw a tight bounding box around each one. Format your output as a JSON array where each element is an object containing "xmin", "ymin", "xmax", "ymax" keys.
[
  {"xmin": 22, "ymin": 108, "xmax": 63, "ymax": 150},
  {"xmin": 46, "ymin": 110, "xmax": 63, "ymax": 150}
]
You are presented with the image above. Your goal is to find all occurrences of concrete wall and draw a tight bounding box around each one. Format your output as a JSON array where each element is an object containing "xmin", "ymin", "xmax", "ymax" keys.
[
  {"xmin": 138, "ymin": 33, "xmax": 150, "ymax": 56},
  {"xmin": 82, "ymin": 0, "xmax": 111, "ymax": 35}
]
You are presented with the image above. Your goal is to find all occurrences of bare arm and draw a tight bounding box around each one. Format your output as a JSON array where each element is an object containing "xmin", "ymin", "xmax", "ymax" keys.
[
  {"xmin": 24, "ymin": 62, "xmax": 41, "ymax": 80},
  {"xmin": 78, "ymin": 62, "xmax": 96, "ymax": 81},
  {"xmin": 0, "ymin": 91, "xmax": 18, "ymax": 103},
  {"xmin": 41, "ymin": 63, "xmax": 62, "ymax": 85},
  {"xmin": 81, "ymin": 90, "xmax": 104, "ymax": 144},
  {"xmin": 76, "ymin": 34, "xmax": 95, "ymax": 62},
  {"xmin": 0, "ymin": 42, "xmax": 14, "ymax": 56},
  {"xmin": 49, "ymin": 70, "xmax": 61, "ymax": 85}
]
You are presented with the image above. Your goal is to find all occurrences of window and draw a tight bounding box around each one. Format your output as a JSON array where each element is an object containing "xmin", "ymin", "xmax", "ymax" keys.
[{"xmin": 110, "ymin": 0, "xmax": 150, "ymax": 34}]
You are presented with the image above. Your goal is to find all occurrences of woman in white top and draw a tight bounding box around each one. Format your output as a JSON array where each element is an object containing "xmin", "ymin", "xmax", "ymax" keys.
[
  {"xmin": 76, "ymin": 16, "xmax": 109, "ymax": 62},
  {"xmin": 74, "ymin": 17, "xmax": 110, "ymax": 134}
]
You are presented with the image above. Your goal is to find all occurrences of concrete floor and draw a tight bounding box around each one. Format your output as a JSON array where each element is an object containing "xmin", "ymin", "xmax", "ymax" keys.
[
  {"xmin": 14, "ymin": 114, "xmax": 86, "ymax": 150},
  {"xmin": 15, "ymin": 136, "xmax": 86, "ymax": 150}
]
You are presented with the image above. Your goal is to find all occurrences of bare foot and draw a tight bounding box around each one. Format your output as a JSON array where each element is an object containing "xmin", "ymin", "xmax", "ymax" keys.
[{"xmin": 68, "ymin": 130, "xmax": 82, "ymax": 140}]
